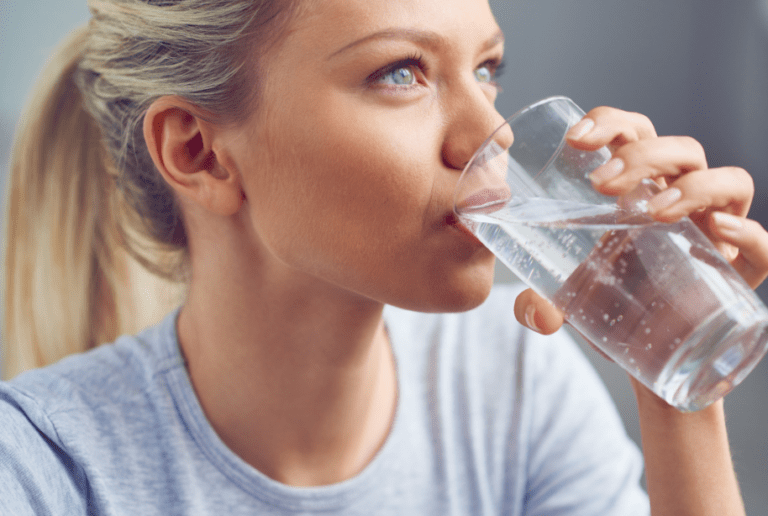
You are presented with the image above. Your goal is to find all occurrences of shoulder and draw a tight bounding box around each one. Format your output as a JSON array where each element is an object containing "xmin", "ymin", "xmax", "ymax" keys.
[
  {"xmin": 0, "ymin": 387, "xmax": 89, "ymax": 513},
  {"xmin": 0, "ymin": 377, "xmax": 90, "ymax": 513},
  {"xmin": 6, "ymin": 308, "xmax": 181, "ymax": 414},
  {"xmin": 0, "ymin": 308, "xmax": 182, "ymax": 465},
  {"xmin": 0, "ymin": 309, "xmax": 183, "ymax": 512}
]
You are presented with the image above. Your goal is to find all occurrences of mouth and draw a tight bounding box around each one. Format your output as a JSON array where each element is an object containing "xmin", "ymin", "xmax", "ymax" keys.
[
  {"xmin": 454, "ymin": 187, "xmax": 511, "ymax": 214},
  {"xmin": 445, "ymin": 212, "xmax": 485, "ymax": 246}
]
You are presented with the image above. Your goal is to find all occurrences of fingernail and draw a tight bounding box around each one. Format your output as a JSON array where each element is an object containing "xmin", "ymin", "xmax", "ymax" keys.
[
  {"xmin": 566, "ymin": 118, "xmax": 595, "ymax": 140},
  {"xmin": 647, "ymin": 187, "xmax": 682, "ymax": 213},
  {"xmin": 713, "ymin": 211, "xmax": 743, "ymax": 232},
  {"xmin": 589, "ymin": 158, "xmax": 624, "ymax": 185},
  {"xmin": 525, "ymin": 305, "xmax": 542, "ymax": 333}
]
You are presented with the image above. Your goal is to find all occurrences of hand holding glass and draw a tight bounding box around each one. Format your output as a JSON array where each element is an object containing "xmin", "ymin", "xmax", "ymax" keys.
[{"xmin": 454, "ymin": 96, "xmax": 768, "ymax": 411}]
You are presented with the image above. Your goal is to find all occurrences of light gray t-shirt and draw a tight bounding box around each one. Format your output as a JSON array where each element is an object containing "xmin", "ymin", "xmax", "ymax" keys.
[{"xmin": 0, "ymin": 286, "xmax": 649, "ymax": 515}]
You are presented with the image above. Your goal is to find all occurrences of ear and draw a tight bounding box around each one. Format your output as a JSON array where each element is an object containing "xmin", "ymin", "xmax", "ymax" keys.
[{"xmin": 143, "ymin": 96, "xmax": 243, "ymax": 216}]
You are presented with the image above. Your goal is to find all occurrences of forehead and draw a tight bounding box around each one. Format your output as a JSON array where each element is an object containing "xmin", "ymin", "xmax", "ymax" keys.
[{"xmin": 285, "ymin": 0, "xmax": 500, "ymax": 53}]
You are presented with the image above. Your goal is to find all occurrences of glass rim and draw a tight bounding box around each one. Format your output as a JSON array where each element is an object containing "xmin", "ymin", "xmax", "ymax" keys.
[
  {"xmin": 454, "ymin": 95, "xmax": 576, "ymax": 213},
  {"xmin": 459, "ymin": 95, "xmax": 575, "ymax": 179}
]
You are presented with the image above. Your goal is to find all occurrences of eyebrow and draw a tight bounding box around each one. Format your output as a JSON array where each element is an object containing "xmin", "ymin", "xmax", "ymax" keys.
[{"xmin": 328, "ymin": 28, "xmax": 505, "ymax": 60}]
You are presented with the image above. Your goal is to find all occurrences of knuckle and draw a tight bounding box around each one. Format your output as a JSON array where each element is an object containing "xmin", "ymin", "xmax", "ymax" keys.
[
  {"xmin": 731, "ymin": 167, "xmax": 754, "ymax": 189},
  {"xmin": 725, "ymin": 167, "xmax": 754, "ymax": 208},
  {"xmin": 584, "ymin": 106, "xmax": 657, "ymax": 142},
  {"xmin": 586, "ymin": 105, "xmax": 616, "ymax": 120},
  {"xmin": 679, "ymin": 180, "xmax": 710, "ymax": 206},
  {"xmin": 746, "ymin": 218, "xmax": 765, "ymax": 234},
  {"xmin": 681, "ymin": 135, "xmax": 705, "ymax": 156},
  {"xmin": 664, "ymin": 135, "xmax": 706, "ymax": 166},
  {"xmin": 748, "ymin": 219, "xmax": 768, "ymax": 255},
  {"xmin": 629, "ymin": 111, "xmax": 655, "ymax": 133},
  {"xmin": 610, "ymin": 140, "xmax": 650, "ymax": 168}
]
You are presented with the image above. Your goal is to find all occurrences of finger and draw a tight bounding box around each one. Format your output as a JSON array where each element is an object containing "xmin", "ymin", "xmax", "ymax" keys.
[
  {"xmin": 646, "ymin": 166, "xmax": 754, "ymax": 222},
  {"xmin": 513, "ymin": 290, "xmax": 613, "ymax": 364},
  {"xmin": 566, "ymin": 106, "xmax": 657, "ymax": 151},
  {"xmin": 589, "ymin": 136, "xmax": 708, "ymax": 196},
  {"xmin": 710, "ymin": 213, "xmax": 768, "ymax": 288},
  {"xmin": 514, "ymin": 288, "xmax": 564, "ymax": 335}
]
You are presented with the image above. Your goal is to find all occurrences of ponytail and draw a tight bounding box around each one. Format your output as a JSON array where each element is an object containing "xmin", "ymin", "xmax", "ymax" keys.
[
  {"xmin": 1, "ymin": 27, "xmax": 182, "ymax": 380},
  {"xmin": 2, "ymin": 0, "xmax": 296, "ymax": 379}
]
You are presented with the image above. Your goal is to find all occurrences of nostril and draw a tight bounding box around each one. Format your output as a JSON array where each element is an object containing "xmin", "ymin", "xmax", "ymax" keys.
[
  {"xmin": 493, "ymin": 123, "xmax": 514, "ymax": 150},
  {"xmin": 442, "ymin": 99, "xmax": 512, "ymax": 171}
]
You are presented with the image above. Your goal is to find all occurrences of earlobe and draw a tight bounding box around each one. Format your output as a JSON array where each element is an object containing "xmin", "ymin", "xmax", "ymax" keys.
[{"xmin": 142, "ymin": 96, "xmax": 243, "ymax": 216}]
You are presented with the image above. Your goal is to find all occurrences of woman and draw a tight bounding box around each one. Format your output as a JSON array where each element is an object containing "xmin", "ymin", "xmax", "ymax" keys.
[{"xmin": 1, "ymin": 0, "xmax": 765, "ymax": 513}]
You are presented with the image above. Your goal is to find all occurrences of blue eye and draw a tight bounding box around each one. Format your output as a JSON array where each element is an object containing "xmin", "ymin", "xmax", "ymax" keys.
[
  {"xmin": 368, "ymin": 55, "xmax": 425, "ymax": 88},
  {"xmin": 474, "ymin": 65, "xmax": 492, "ymax": 83},
  {"xmin": 381, "ymin": 66, "xmax": 416, "ymax": 86},
  {"xmin": 474, "ymin": 59, "xmax": 505, "ymax": 86}
]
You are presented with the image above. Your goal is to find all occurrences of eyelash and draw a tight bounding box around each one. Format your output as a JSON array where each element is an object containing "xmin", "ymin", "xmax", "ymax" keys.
[
  {"xmin": 366, "ymin": 54, "xmax": 506, "ymax": 89},
  {"xmin": 366, "ymin": 53, "xmax": 428, "ymax": 85},
  {"xmin": 484, "ymin": 58, "xmax": 506, "ymax": 82}
]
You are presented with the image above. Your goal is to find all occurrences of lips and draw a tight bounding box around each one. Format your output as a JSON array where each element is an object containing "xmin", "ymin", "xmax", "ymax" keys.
[
  {"xmin": 454, "ymin": 187, "xmax": 511, "ymax": 214},
  {"xmin": 445, "ymin": 212, "xmax": 484, "ymax": 245}
]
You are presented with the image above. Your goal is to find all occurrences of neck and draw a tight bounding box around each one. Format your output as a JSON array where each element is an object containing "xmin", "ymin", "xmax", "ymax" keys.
[{"xmin": 177, "ymin": 226, "xmax": 397, "ymax": 486}]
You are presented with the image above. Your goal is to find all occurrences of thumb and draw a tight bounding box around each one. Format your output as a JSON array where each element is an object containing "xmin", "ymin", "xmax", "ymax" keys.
[{"xmin": 514, "ymin": 288, "xmax": 565, "ymax": 335}]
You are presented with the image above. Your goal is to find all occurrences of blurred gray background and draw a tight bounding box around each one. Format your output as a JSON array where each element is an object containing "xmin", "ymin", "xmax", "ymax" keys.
[{"xmin": 1, "ymin": 0, "xmax": 767, "ymax": 513}]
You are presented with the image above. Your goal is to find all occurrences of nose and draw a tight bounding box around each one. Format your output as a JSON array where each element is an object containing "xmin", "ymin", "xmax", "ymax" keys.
[{"xmin": 441, "ymin": 87, "xmax": 513, "ymax": 171}]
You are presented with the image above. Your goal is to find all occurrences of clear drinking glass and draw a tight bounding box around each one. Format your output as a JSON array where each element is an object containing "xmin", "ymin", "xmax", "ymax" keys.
[{"xmin": 454, "ymin": 96, "xmax": 768, "ymax": 411}]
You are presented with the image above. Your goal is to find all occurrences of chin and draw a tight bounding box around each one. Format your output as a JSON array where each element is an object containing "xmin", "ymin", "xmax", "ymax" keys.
[
  {"xmin": 434, "ymin": 276, "xmax": 495, "ymax": 313},
  {"xmin": 397, "ymin": 258, "xmax": 497, "ymax": 314}
]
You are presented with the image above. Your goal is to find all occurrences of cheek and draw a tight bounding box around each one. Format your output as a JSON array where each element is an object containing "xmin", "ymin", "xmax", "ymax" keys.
[
  {"xmin": 237, "ymin": 107, "xmax": 497, "ymax": 312},
  {"xmin": 288, "ymin": 110, "xmax": 436, "ymax": 223},
  {"xmin": 245, "ymin": 104, "xmax": 440, "ymax": 278}
]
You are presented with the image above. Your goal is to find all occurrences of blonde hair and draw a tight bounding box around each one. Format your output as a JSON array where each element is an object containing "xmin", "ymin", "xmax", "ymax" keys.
[{"xmin": 2, "ymin": 0, "xmax": 296, "ymax": 379}]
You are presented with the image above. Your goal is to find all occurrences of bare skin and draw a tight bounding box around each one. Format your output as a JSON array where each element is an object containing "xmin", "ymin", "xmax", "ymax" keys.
[
  {"xmin": 145, "ymin": 0, "xmax": 502, "ymax": 486},
  {"xmin": 142, "ymin": 0, "xmax": 768, "ymax": 512}
]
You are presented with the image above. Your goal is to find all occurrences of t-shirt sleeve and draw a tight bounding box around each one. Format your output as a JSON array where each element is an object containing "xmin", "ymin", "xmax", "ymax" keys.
[
  {"xmin": 522, "ymin": 330, "xmax": 650, "ymax": 516},
  {"xmin": 0, "ymin": 384, "xmax": 89, "ymax": 515}
]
